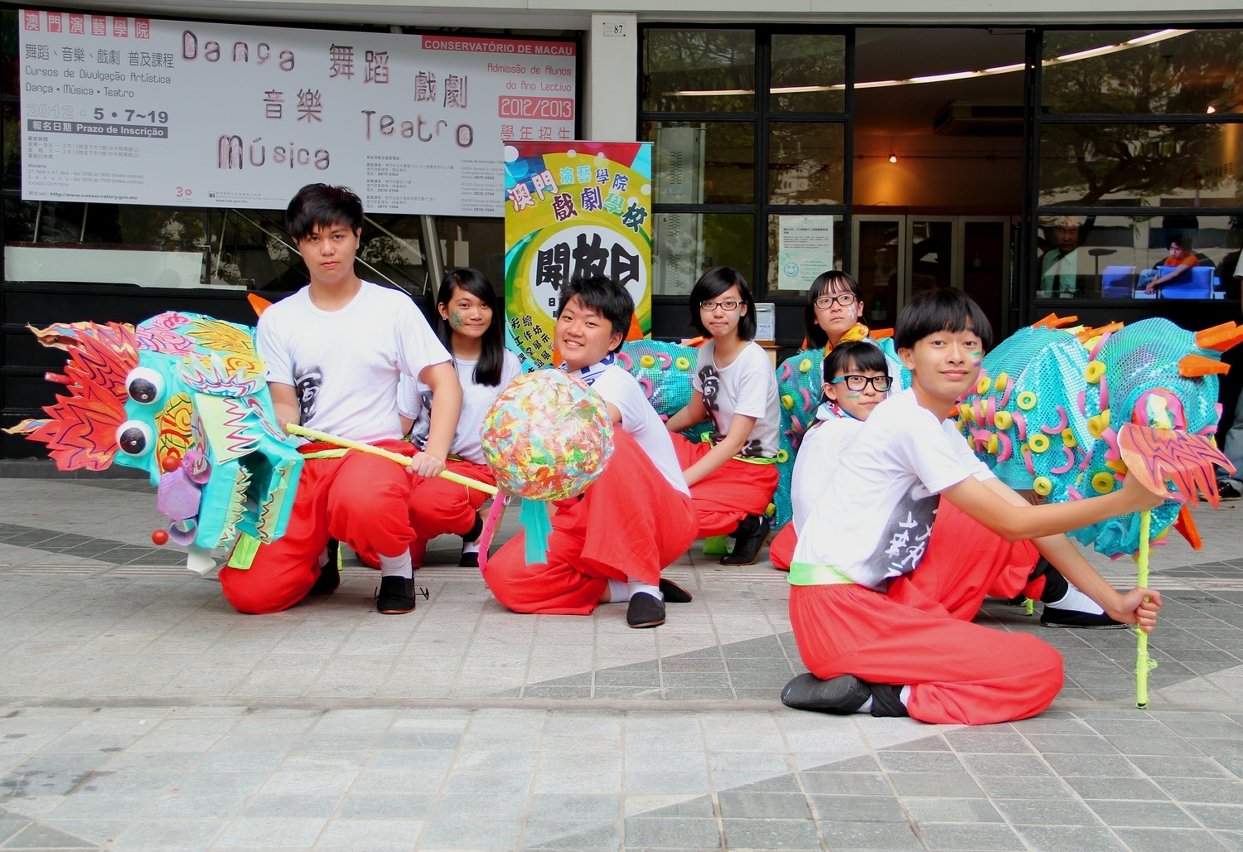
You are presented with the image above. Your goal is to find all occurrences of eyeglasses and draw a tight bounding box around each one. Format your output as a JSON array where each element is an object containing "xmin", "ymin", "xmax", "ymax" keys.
[
  {"xmin": 699, "ymin": 300, "xmax": 741, "ymax": 312},
  {"xmin": 830, "ymin": 374, "xmax": 892, "ymax": 392},
  {"xmin": 814, "ymin": 293, "xmax": 857, "ymax": 309}
]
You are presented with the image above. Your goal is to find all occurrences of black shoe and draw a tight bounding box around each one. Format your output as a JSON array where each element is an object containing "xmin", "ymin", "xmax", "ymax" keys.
[
  {"xmin": 459, "ymin": 550, "xmax": 480, "ymax": 568},
  {"xmin": 1040, "ymin": 607, "xmax": 1126, "ymax": 629},
  {"xmin": 721, "ymin": 515, "xmax": 770, "ymax": 566},
  {"xmin": 308, "ymin": 541, "xmax": 340, "ymax": 595},
  {"xmin": 1218, "ymin": 478, "xmax": 1242, "ymax": 501},
  {"xmin": 781, "ymin": 673, "xmax": 871, "ymax": 714},
  {"xmin": 626, "ymin": 592, "xmax": 666, "ymax": 628},
  {"xmin": 376, "ymin": 576, "xmax": 416, "ymax": 614},
  {"xmin": 659, "ymin": 578, "xmax": 693, "ymax": 603},
  {"xmin": 462, "ymin": 511, "xmax": 484, "ymax": 543},
  {"xmin": 868, "ymin": 682, "xmax": 910, "ymax": 717}
]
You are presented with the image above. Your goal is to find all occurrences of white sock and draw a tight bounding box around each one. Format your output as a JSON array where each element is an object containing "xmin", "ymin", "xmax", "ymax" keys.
[
  {"xmin": 317, "ymin": 548, "xmax": 329, "ymax": 568},
  {"xmin": 900, "ymin": 685, "xmax": 911, "ymax": 706},
  {"xmin": 379, "ymin": 551, "xmax": 413, "ymax": 580},
  {"xmin": 462, "ymin": 539, "xmax": 481, "ymax": 554},
  {"xmin": 606, "ymin": 578, "xmax": 630, "ymax": 603},
  {"xmin": 627, "ymin": 580, "xmax": 663, "ymax": 602},
  {"xmin": 1045, "ymin": 582, "xmax": 1105, "ymax": 615},
  {"xmin": 858, "ymin": 697, "xmax": 873, "ymax": 714}
]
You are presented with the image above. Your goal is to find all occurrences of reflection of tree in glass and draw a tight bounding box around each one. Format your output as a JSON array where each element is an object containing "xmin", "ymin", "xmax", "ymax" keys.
[
  {"xmin": 768, "ymin": 123, "xmax": 844, "ymax": 204},
  {"xmin": 770, "ymin": 34, "xmax": 846, "ymax": 113},
  {"xmin": 1043, "ymin": 30, "xmax": 1243, "ymax": 114},
  {"xmin": 1040, "ymin": 123, "xmax": 1238, "ymax": 205},
  {"xmin": 643, "ymin": 30, "xmax": 755, "ymax": 112}
]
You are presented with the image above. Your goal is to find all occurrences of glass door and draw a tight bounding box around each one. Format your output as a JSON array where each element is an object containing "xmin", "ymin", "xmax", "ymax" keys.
[{"xmin": 850, "ymin": 215, "xmax": 905, "ymax": 327}]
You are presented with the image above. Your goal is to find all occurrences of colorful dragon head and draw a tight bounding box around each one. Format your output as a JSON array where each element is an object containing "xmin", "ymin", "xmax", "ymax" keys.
[
  {"xmin": 7, "ymin": 312, "xmax": 302, "ymax": 571},
  {"xmin": 964, "ymin": 314, "xmax": 1241, "ymax": 558}
]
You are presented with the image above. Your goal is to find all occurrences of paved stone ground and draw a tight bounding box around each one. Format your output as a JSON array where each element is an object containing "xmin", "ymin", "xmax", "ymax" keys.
[{"xmin": 1, "ymin": 477, "xmax": 1242, "ymax": 851}]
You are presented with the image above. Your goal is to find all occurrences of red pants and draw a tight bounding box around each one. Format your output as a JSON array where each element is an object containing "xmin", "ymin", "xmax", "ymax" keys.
[
  {"xmin": 219, "ymin": 441, "xmax": 416, "ymax": 614},
  {"xmin": 789, "ymin": 500, "xmax": 1062, "ymax": 725},
  {"xmin": 409, "ymin": 458, "xmax": 495, "ymax": 549},
  {"xmin": 486, "ymin": 429, "xmax": 698, "ymax": 615},
  {"xmin": 671, "ymin": 434, "xmax": 780, "ymax": 537},
  {"xmin": 770, "ymin": 524, "xmax": 796, "ymax": 571}
]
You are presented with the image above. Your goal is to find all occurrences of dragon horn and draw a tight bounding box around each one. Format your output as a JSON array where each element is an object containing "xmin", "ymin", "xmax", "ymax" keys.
[
  {"xmin": 1195, "ymin": 322, "xmax": 1243, "ymax": 352},
  {"xmin": 1178, "ymin": 353, "xmax": 1230, "ymax": 378},
  {"xmin": 247, "ymin": 293, "xmax": 274, "ymax": 318},
  {"xmin": 1033, "ymin": 313, "xmax": 1079, "ymax": 329}
]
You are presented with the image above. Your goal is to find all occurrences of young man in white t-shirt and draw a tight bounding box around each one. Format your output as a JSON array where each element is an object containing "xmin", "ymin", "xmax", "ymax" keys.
[
  {"xmin": 783, "ymin": 288, "xmax": 1164, "ymax": 725},
  {"xmin": 485, "ymin": 276, "xmax": 697, "ymax": 628},
  {"xmin": 218, "ymin": 184, "xmax": 461, "ymax": 616}
]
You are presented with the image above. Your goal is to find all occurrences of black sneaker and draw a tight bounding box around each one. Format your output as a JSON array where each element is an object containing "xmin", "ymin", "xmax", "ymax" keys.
[
  {"xmin": 781, "ymin": 672, "xmax": 871, "ymax": 714},
  {"xmin": 721, "ymin": 515, "xmax": 770, "ymax": 566},
  {"xmin": 376, "ymin": 576, "xmax": 416, "ymax": 614},
  {"xmin": 1040, "ymin": 607, "xmax": 1126, "ymax": 629},
  {"xmin": 462, "ymin": 511, "xmax": 484, "ymax": 543},
  {"xmin": 659, "ymin": 578, "xmax": 693, "ymax": 603},
  {"xmin": 626, "ymin": 592, "xmax": 666, "ymax": 628},
  {"xmin": 459, "ymin": 550, "xmax": 480, "ymax": 569},
  {"xmin": 1218, "ymin": 478, "xmax": 1242, "ymax": 501},
  {"xmin": 308, "ymin": 540, "xmax": 340, "ymax": 595}
]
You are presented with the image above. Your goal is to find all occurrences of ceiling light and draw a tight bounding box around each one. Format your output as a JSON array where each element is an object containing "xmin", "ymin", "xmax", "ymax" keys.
[
  {"xmin": 889, "ymin": 154, "xmax": 898, "ymax": 163},
  {"xmin": 1207, "ymin": 105, "xmax": 1217, "ymax": 114}
]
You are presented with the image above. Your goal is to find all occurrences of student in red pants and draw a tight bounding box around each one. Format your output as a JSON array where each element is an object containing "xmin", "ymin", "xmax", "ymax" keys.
[
  {"xmin": 485, "ymin": 276, "xmax": 696, "ymax": 628},
  {"xmin": 782, "ymin": 288, "xmax": 1163, "ymax": 725},
  {"xmin": 398, "ymin": 269, "xmax": 521, "ymax": 568},
  {"xmin": 218, "ymin": 184, "xmax": 461, "ymax": 615},
  {"xmin": 665, "ymin": 268, "xmax": 780, "ymax": 566}
]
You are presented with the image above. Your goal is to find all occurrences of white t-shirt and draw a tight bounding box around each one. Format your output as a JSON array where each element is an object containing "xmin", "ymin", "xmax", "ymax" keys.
[
  {"xmin": 399, "ymin": 349, "xmax": 522, "ymax": 465},
  {"xmin": 792, "ymin": 389, "xmax": 995, "ymax": 590},
  {"xmin": 257, "ymin": 280, "xmax": 450, "ymax": 444},
  {"xmin": 691, "ymin": 340, "xmax": 780, "ymax": 458},
  {"xmin": 591, "ymin": 365, "xmax": 690, "ymax": 496},
  {"xmin": 790, "ymin": 416, "xmax": 864, "ymax": 534}
]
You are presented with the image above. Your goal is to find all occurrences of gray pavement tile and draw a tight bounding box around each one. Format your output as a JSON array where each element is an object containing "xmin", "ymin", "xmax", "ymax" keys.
[
  {"xmin": 1023, "ymin": 734, "xmax": 1120, "ymax": 754},
  {"xmin": 799, "ymin": 772, "xmax": 890, "ymax": 797},
  {"xmin": 993, "ymin": 798, "xmax": 1103, "ymax": 827},
  {"xmin": 918, "ymin": 823, "xmax": 1027, "ymax": 850},
  {"xmin": 526, "ymin": 794, "xmax": 619, "ymax": 822},
  {"xmin": 314, "ymin": 818, "xmax": 425, "ymax": 849},
  {"xmin": 974, "ymin": 776, "xmax": 1077, "ymax": 800},
  {"xmin": 434, "ymin": 792, "xmax": 529, "ymax": 820},
  {"xmin": 1088, "ymin": 799, "xmax": 1201, "ymax": 828},
  {"xmin": 3, "ymin": 822, "xmax": 98, "ymax": 849},
  {"xmin": 1130, "ymin": 755, "xmax": 1236, "ymax": 778},
  {"xmin": 212, "ymin": 817, "xmax": 329, "ymax": 849},
  {"xmin": 1214, "ymin": 831, "xmax": 1243, "ymax": 851},
  {"xmin": 1104, "ymin": 735, "xmax": 1202, "ymax": 756},
  {"xmin": 877, "ymin": 752, "xmax": 965, "ymax": 773},
  {"xmin": 1042, "ymin": 753, "xmax": 1140, "ymax": 777},
  {"xmin": 0, "ymin": 809, "xmax": 30, "ymax": 844},
  {"xmin": 1154, "ymin": 777, "xmax": 1243, "ymax": 805},
  {"xmin": 238, "ymin": 793, "xmax": 342, "ymax": 819},
  {"xmin": 1063, "ymin": 776, "xmax": 1170, "ymax": 801},
  {"xmin": 521, "ymin": 819, "xmax": 620, "ymax": 849},
  {"xmin": 109, "ymin": 819, "xmax": 226, "ymax": 851},
  {"xmin": 1116, "ymin": 827, "xmax": 1231, "ymax": 852},
  {"xmin": 624, "ymin": 771, "xmax": 711, "ymax": 795},
  {"xmin": 807, "ymin": 794, "xmax": 905, "ymax": 823},
  {"xmin": 336, "ymin": 793, "xmax": 435, "ymax": 820},
  {"xmin": 142, "ymin": 792, "xmax": 251, "ymax": 819},
  {"xmin": 943, "ymin": 730, "xmax": 1032, "ymax": 754},
  {"xmin": 623, "ymin": 817, "xmax": 721, "ymax": 848},
  {"xmin": 905, "ymin": 798, "xmax": 1003, "ymax": 824},
  {"xmin": 720, "ymin": 817, "xmax": 822, "ymax": 849},
  {"xmin": 716, "ymin": 790, "xmax": 810, "ymax": 820},
  {"xmin": 959, "ymin": 753, "xmax": 1053, "ymax": 777},
  {"xmin": 1189, "ymin": 806, "xmax": 1243, "ymax": 831},
  {"xmin": 816, "ymin": 820, "xmax": 923, "ymax": 851},
  {"xmin": 887, "ymin": 773, "xmax": 985, "ymax": 798},
  {"xmin": 1013, "ymin": 824, "xmax": 1128, "ymax": 852}
]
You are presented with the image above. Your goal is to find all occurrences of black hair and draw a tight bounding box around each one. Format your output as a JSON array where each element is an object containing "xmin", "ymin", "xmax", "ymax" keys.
[
  {"xmin": 895, "ymin": 288, "xmax": 993, "ymax": 352},
  {"xmin": 286, "ymin": 184, "xmax": 364, "ymax": 242},
  {"xmin": 436, "ymin": 268, "xmax": 505, "ymax": 386},
  {"xmin": 688, "ymin": 267, "xmax": 757, "ymax": 340},
  {"xmin": 822, "ymin": 340, "xmax": 889, "ymax": 390},
  {"xmin": 805, "ymin": 270, "xmax": 864, "ymax": 349},
  {"xmin": 557, "ymin": 275, "xmax": 634, "ymax": 354},
  {"xmin": 1172, "ymin": 234, "xmax": 1193, "ymax": 252}
]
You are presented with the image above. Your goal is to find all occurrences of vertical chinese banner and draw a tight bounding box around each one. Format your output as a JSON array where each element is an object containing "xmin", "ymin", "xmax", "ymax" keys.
[{"xmin": 503, "ymin": 141, "xmax": 652, "ymax": 368}]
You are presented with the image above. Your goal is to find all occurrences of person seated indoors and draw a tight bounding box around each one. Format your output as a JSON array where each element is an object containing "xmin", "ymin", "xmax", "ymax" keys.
[
  {"xmin": 1142, "ymin": 235, "xmax": 1198, "ymax": 294},
  {"xmin": 485, "ymin": 276, "xmax": 697, "ymax": 628},
  {"xmin": 398, "ymin": 269, "xmax": 522, "ymax": 569},
  {"xmin": 769, "ymin": 341, "xmax": 890, "ymax": 572},
  {"xmin": 218, "ymin": 183, "xmax": 462, "ymax": 616},
  {"xmin": 781, "ymin": 288, "xmax": 1164, "ymax": 726},
  {"xmin": 665, "ymin": 268, "xmax": 781, "ymax": 566},
  {"xmin": 805, "ymin": 270, "xmax": 871, "ymax": 366}
]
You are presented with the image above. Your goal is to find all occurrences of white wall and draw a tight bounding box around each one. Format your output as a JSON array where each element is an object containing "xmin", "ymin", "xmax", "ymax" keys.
[{"xmin": 584, "ymin": 14, "xmax": 638, "ymax": 142}]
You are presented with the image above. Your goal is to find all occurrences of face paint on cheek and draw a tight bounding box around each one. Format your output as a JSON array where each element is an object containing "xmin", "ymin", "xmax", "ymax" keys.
[
  {"xmin": 449, "ymin": 311, "xmax": 465, "ymax": 330},
  {"xmin": 970, "ymin": 350, "xmax": 983, "ymax": 365},
  {"xmin": 845, "ymin": 393, "xmax": 862, "ymax": 400}
]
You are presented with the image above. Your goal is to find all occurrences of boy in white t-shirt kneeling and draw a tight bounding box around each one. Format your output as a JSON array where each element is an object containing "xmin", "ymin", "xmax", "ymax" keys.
[
  {"xmin": 218, "ymin": 184, "xmax": 461, "ymax": 616},
  {"xmin": 485, "ymin": 276, "xmax": 697, "ymax": 628},
  {"xmin": 783, "ymin": 288, "xmax": 1164, "ymax": 725}
]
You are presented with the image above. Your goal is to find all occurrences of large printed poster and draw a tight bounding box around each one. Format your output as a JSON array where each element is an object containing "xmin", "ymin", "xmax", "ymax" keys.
[
  {"xmin": 503, "ymin": 142, "xmax": 652, "ymax": 368},
  {"xmin": 18, "ymin": 9, "xmax": 575, "ymax": 216}
]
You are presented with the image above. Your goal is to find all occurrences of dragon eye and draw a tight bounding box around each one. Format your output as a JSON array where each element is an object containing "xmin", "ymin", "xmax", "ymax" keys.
[
  {"xmin": 116, "ymin": 421, "xmax": 153, "ymax": 456},
  {"xmin": 126, "ymin": 367, "xmax": 164, "ymax": 404}
]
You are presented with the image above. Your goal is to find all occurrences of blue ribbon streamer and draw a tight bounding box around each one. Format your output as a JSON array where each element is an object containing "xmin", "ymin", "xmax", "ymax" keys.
[{"xmin": 519, "ymin": 498, "xmax": 553, "ymax": 565}]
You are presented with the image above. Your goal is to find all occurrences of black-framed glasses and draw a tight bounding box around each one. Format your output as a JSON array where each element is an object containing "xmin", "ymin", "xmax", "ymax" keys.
[
  {"xmin": 830, "ymin": 374, "xmax": 892, "ymax": 392},
  {"xmin": 700, "ymin": 299, "xmax": 741, "ymax": 311},
  {"xmin": 814, "ymin": 293, "xmax": 857, "ymax": 309}
]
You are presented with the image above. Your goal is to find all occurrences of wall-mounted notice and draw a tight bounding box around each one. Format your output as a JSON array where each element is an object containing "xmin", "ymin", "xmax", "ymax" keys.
[
  {"xmin": 777, "ymin": 215, "xmax": 835, "ymax": 290},
  {"xmin": 17, "ymin": 9, "xmax": 575, "ymax": 215},
  {"xmin": 504, "ymin": 141, "xmax": 651, "ymax": 368}
]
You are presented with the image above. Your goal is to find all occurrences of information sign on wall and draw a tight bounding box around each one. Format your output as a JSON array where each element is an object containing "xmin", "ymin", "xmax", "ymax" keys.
[
  {"xmin": 778, "ymin": 215, "xmax": 835, "ymax": 290},
  {"xmin": 18, "ymin": 9, "xmax": 575, "ymax": 216},
  {"xmin": 503, "ymin": 142, "xmax": 652, "ymax": 367}
]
